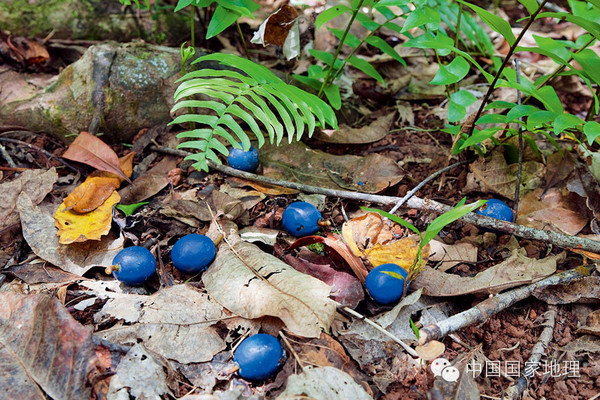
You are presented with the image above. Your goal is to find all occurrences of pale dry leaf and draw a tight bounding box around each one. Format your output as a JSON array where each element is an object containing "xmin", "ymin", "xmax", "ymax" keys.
[
  {"xmin": 429, "ymin": 240, "xmax": 478, "ymax": 272},
  {"xmin": 107, "ymin": 344, "xmax": 172, "ymax": 400},
  {"xmin": 95, "ymin": 285, "xmax": 227, "ymax": 363},
  {"xmin": 0, "ymin": 292, "xmax": 96, "ymax": 400},
  {"xmin": 17, "ymin": 192, "xmax": 125, "ymax": 276},
  {"xmin": 277, "ymin": 366, "xmax": 373, "ymax": 400},
  {"xmin": 465, "ymin": 151, "xmax": 544, "ymax": 199},
  {"xmin": 203, "ymin": 236, "xmax": 337, "ymax": 338},
  {"xmin": 412, "ymin": 249, "xmax": 562, "ymax": 296},
  {"xmin": 0, "ymin": 167, "xmax": 57, "ymax": 229}
]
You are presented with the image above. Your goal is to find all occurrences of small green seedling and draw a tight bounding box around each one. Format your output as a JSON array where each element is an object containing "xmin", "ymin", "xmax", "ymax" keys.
[
  {"xmin": 363, "ymin": 197, "xmax": 486, "ymax": 280},
  {"xmin": 116, "ymin": 202, "xmax": 149, "ymax": 217}
]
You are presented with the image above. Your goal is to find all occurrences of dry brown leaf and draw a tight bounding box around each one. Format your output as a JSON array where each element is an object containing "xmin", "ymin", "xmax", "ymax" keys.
[
  {"xmin": 18, "ymin": 192, "xmax": 124, "ymax": 275},
  {"xmin": 62, "ymin": 131, "xmax": 130, "ymax": 182},
  {"xmin": 342, "ymin": 212, "xmax": 394, "ymax": 256},
  {"xmin": 227, "ymin": 176, "xmax": 299, "ymax": 195},
  {"xmin": 412, "ymin": 249, "xmax": 562, "ymax": 296},
  {"xmin": 533, "ymin": 276, "xmax": 600, "ymax": 304},
  {"xmin": 277, "ymin": 367, "xmax": 373, "ymax": 400},
  {"xmin": 119, "ymin": 156, "xmax": 178, "ymax": 204},
  {"xmin": 0, "ymin": 292, "xmax": 97, "ymax": 400},
  {"xmin": 95, "ymin": 285, "xmax": 226, "ymax": 363},
  {"xmin": 55, "ymin": 191, "xmax": 120, "ymax": 244},
  {"xmin": 0, "ymin": 168, "xmax": 57, "ymax": 229},
  {"xmin": 316, "ymin": 113, "xmax": 395, "ymax": 144},
  {"xmin": 464, "ymin": 150, "xmax": 544, "ymax": 199},
  {"xmin": 203, "ymin": 233, "xmax": 336, "ymax": 338},
  {"xmin": 516, "ymin": 188, "xmax": 588, "ymax": 236},
  {"xmin": 429, "ymin": 240, "xmax": 478, "ymax": 272}
]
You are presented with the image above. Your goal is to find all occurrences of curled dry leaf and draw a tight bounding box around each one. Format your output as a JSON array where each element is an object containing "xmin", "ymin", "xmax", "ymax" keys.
[
  {"xmin": 202, "ymin": 233, "xmax": 336, "ymax": 338},
  {"xmin": 289, "ymin": 234, "xmax": 368, "ymax": 282},
  {"xmin": 415, "ymin": 340, "xmax": 445, "ymax": 360},
  {"xmin": 0, "ymin": 167, "xmax": 57, "ymax": 230},
  {"xmin": 412, "ymin": 249, "xmax": 562, "ymax": 296},
  {"xmin": 63, "ymin": 152, "xmax": 134, "ymax": 213},
  {"xmin": 342, "ymin": 212, "xmax": 429, "ymax": 270},
  {"xmin": 251, "ymin": 5, "xmax": 300, "ymax": 60},
  {"xmin": 55, "ymin": 190, "xmax": 120, "ymax": 244},
  {"xmin": 62, "ymin": 131, "xmax": 130, "ymax": 182},
  {"xmin": 119, "ymin": 156, "xmax": 179, "ymax": 204}
]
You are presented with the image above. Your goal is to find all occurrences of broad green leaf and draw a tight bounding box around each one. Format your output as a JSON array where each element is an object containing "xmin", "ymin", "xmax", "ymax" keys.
[
  {"xmin": 206, "ymin": 5, "xmax": 240, "ymax": 39},
  {"xmin": 347, "ymin": 56, "xmax": 384, "ymax": 83},
  {"xmin": 431, "ymin": 56, "xmax": 470, "ymax": 85},
  {"xmin": 402, "ymin": 6, "xmax": 440, "ymax": 31},
  {"xmin": 356, "ymin": 12, "xmax": 381, "ymax": 31},
  {"xmin": 506, "ymin": 105, "xmax": 541, "ymax": 121},
  {"xmin": 553, "ymin": 113, "xmax": 583, "ymax": 135},
  {"xmin": 365, "ymin": 36, "xmax": 406, "ymax": 66},
  {"xmin": 527, "ymin": 111, "xmax": 556, "ymax": 130},
  {"xmin": 518, "ymin": 0, "xmax": 538, "ymax": 14},
  {"xmin": 170, "ymin": 100, "xmax": 227, "ymax": 114},
  {"xmin": 116, "ymin": 202, "xmax": 149, "ymax": 216},
  {"xmin": 457, "ymin": 0, "xmax": 517, "ymax": 45},
  {"xmin": 315, "ymin": 5, "xmax": 352, "ymax": 29},
  {"xmin": 584, "ymin": 121, "xmax": 600, "ymax": 145},
  {"xmin": 175, "ymin": 0, "xmax": 196, "ymax": 12},
  {"xmin": 486, "ymin": 101, "xmax": 516, "ymax": 110},
  {"xmin": 324, "ymin": 84, "xmax": 342, "ymax": 110},
  {"xmin": 448, "ymin": 90, "xmax": 477, "ymax": 123},
  {"xmin": 460, "ymin": 126, "xmax": 503, "ymax": 149},
  {"xmin": 170, "ymin": 114, "xmax": 219, "ymax": 127},
  {"xmin": 573, "ymin": 49, "xmax": 600, "ymax": 85},
  {"xmin": 329, "ymin": 29, "xmax": 362, "ymax": 48},
  {"xmin": 475, "ymin": 114, "xmax": 507, "ymax": 124},
  {"xmin": 177, "ymin": 129, "xmax": 213, "ymax": 139}
]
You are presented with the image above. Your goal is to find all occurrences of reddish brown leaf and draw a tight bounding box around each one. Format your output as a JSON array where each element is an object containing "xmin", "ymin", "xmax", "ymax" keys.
[
  {"xmin": 263, "ymin": 5, "xmax": 299, "ymax": 47},
  {"xmin": 289, "ymin": 234, "xmax": 369, "ymax": 283},
  {"xmin": 0, "ymin": 292, "xmax": 97, "ymax": 400},
  {"xmin": 62, "ymin": 131, "xmax": 130, "ymax": 182}
]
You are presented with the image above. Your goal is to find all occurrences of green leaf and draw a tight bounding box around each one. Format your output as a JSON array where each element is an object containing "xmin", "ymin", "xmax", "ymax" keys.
[
  {"xmin": 457, "ymin": 0, "xmax": 517, "ymax": 45},
  {"xmin": 315, "ymin": 5, "xmax": 352, "ymax": 29},
  {"xmin": 206, "ymin": 5, "xmax": 240, "ymax": 39},
  {"xmin": 460, "ymin": 126, "xmax": 503, "ymax": 149},
  {"xmin": 116, "ymin": 202, "xmax": 149, "ymax": 216},
  {"xmin": 485, "ymin": 101, "xmax": 516, "ymax": 110},
  {"xmin": 382, "ymin": 271, "xmax": 407, "ymax": 280},
  {"xmin": 518, "ymin": 0, "xmax": 538, "ymax": 14},
  {"xmin": 323, "ymin": 84, "xmax": 342, "ymax": 110},
  {"xmin": 506, "ymin": 105, "xmax": 541, "ymax": 121},
  {"xmin": 365, "ymin": 36, "xmax": 406, "ymax": 66},
  {"xmin": 175, "ymin": 0, "xmax": 195, "ymax": 11},
  {"xmin": 584, "ymin": 121, "xmax": 600, "ymax": 145},
  {"xmin": 553, "ymin": 113, "xmax": 584, "ymax": 135},
  {"xmin": 476, "ymin": 114, "xmax": 507, "ymax": 124},
  {"xmin": 431, "ymin": 56, "xmax": 470, "ymax": 85},
  {"xmin": 527, "ymin": 111, "xmax": 556, "ymax": 130},
  {"xmin": 402, "ymin": 6, "xmax": 440, "ymax": 31},
  {"xmin": 573, "ymin": 49, "xmax": 600, "ymax": 85},
  {"xmin": 410, "ymin": 318, "xmax": 420, "ymax": 339},
  {"xmin": 329, "ymin": 29, "xmax": 362, "ymax": 48},
  {"xmin": 347, "ymin": 56, "xmax": 384, "ymax": 83},
  {"xmin": 421, "ymin": 199, "xmax": 487, "ymax": 246},
  {"xmin": 448, "ymin": 90, "xmax": 477, "ymax": 123}
]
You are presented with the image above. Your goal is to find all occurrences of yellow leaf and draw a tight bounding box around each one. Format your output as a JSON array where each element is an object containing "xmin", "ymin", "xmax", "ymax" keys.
[
  {"xmin": 63, "ymin": 152, "xmax": 134, "ymax": 213},
  {"xmin": 365, "ymin": 236, "xmax": 430, "ymax": 270},
  {"xmin": 55, "ymin": 191, "xmax": 120, "ymax": 244}
]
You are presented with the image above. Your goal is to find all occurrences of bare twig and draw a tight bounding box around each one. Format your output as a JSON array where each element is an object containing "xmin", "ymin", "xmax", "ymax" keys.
[
  {"xmin": 151, "ymin": 145, "xmax": 600, "ymax": 253},
  {"xmin": 418, "ymin": 265, "xmax": 594, "ymax": 345},
  {"xmin": 337, "ymin": 304, "xmax": 419, "ymax": 358},
  {"xmin": 0, "ymin": 137, "xmax": 79, "ymax": 173},
  {"xmin": 389, "ymin": 159, "xmax": 471, "ymax": 214},
  {"xmin": 0, "ymin": 143, "xmax": 17, "ymax": 168},
  {"xmin": 504, "ymin": 305, "xmax": 558, "ymax": 399}
]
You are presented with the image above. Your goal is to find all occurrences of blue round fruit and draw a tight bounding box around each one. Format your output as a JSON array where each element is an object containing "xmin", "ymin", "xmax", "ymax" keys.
[
  {"xmin": 234, "ymin": 334, "xmax": 286, "ymax": 380},
  {"xmin": 112, "ymin": 246, "xmax": 156, "ymax": 285},
  {"xmin": 228, "ymin": 144, "xmax": 259, "ymax": 172},
  {"xmin": 282, "ymin": 202, "xmax": 321, "ymax": 237},
  {"xmin": 476, "ymin": 199, "xmax": 513, "ymax": 222},
  {"xmin": 171, "ymin": 234, "xmax": 216, "ymax": 274},
  {"xmin": 365, "ymin": 263, "xmax": 409, "ymax": 304}
]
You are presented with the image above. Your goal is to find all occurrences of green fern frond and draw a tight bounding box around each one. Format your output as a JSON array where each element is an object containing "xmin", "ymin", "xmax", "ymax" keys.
[{"xmin": 169, "ymin": 53, "xmax": 338, "ymax": 171}]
